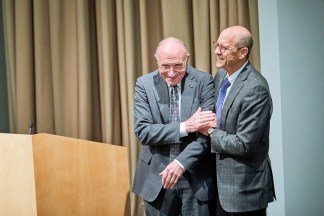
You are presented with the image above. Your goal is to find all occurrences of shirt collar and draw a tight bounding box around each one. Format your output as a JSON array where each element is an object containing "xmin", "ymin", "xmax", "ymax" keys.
[
  {"xmin": 227, "ymin": 61, "xmax": 248, "ymax": 84},
  {"xmin": 167, "ymin": 83, "xmax": 181, "ymax": 89}
]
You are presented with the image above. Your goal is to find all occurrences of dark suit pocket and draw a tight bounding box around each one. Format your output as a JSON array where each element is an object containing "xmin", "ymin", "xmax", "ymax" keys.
[{"xmin": 235, "ymin": 162, "xmax": 264, "ymax": 173}]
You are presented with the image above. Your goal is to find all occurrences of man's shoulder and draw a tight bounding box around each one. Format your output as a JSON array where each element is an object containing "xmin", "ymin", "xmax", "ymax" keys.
[
  {"xmin": 136, "ymin": 70, "xmax": 159, "ymax": 84},
  {"xmin": 138, "ymin": 69, "xmax": 159, "ymax": 79},
  {"xmin": 186, "ymin": 65, "xmax": 212, "ymax": 79},
  {"xmin": 245, "ymin": 66, "xmax": 269, "ymax": 89}
]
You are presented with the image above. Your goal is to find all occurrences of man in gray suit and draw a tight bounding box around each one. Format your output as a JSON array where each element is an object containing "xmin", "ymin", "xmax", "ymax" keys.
[
  {"xmin": 200, "ymin": 26, "xmax": 276, "ymax": 216},
  {"xmin": 133, "ymin": 37, "xmax": 217, "ymax": 216}
]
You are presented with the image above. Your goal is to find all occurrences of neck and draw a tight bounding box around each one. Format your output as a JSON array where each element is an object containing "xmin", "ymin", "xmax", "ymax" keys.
[{"xmin": 227, "ymin": 60, "xmax": 248, "ymax": 75}]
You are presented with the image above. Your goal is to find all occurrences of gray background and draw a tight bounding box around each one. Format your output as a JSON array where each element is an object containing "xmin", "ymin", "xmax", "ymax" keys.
[{"xmin": 260, "ymin": 0, "xmax": 324, "ymax": 215}]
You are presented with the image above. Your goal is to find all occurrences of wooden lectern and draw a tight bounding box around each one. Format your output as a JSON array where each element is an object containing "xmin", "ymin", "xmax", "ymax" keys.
[{"xmin": 0, "ymin": 133, "xmax": 130, "ymax": 216}]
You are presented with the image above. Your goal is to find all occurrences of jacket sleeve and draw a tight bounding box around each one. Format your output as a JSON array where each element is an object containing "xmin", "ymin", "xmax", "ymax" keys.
[{"xmin": 133, "ymin": 77, "xmax": 180, "ymax": 146}]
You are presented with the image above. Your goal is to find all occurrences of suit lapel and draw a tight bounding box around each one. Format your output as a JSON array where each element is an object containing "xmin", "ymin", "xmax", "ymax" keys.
[
  {"xmin": 215, "ymin": 70, "xmax": 227, "ymax": 107},
  {"xmin": 153, "ymin": 73, "xmax": 170, "ymax": 123},
  {"xmin": 221, "ymin": 64, "xmax": 251, "ymax": 127},
  {"xmin": 181, "ymin": 71, "xmax": 196, "ymax": 121}
]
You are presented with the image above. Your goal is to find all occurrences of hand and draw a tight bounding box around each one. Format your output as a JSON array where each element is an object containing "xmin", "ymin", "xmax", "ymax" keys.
[
  {"xmin": 185, "ymin": 107, "xmax": 216, "ymax": 133},
  {"xmin": 159, "ymin": 160, "xmax": 184, "ymax": 189}
]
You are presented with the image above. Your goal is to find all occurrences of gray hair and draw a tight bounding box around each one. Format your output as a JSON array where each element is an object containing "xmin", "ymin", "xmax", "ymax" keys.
[{"xmin": 236, "ymin": 36, "xmax": 253, "ymax": 59}]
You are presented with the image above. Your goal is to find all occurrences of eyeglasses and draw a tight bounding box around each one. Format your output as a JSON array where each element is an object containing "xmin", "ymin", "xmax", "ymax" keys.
[
  {"xmin": 212, "ymin": 42, "xmax": 230, "ymax": 54},
  {"xmin": 158, "ymin": 59, "xmax": 187, "ymax": 72},
  {"xmin": 212, "ymin": 42, "xmax": 245, "ymax": 54}
]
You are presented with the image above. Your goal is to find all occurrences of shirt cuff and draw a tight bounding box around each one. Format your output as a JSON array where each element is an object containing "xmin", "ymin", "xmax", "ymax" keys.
[
  {"xmin": 180, "ymin": 122, "xmax": 188, "ymax": 137},
  {"xmin": 174, "ymin": 159, "xmax": 185, "ymax": 171}
]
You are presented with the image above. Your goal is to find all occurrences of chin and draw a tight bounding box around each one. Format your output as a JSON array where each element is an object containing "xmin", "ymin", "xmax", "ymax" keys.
[
  {"xmin": 167, "ymin": 78, "xmax": 181, "ymax": 85},
  {"xmin": 216, "ymin": 61, "xmax": 224, "ymax": 67},
  {"xmin": 167, "ymin": 81, "xmax": 179, "ymax": 86},
  {"xmin": 216, "ymin": 64, "xmax": 224, "ymax": 69}
]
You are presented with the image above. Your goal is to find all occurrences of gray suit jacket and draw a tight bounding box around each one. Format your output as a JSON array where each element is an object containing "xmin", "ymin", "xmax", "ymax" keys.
[
  {"xmin": 211, "ymin": 62, "xmax": 276, "ymax": 212},
  {"xmin": 132, "ymin": 65, "xmax": 216, "ymax": 202}
]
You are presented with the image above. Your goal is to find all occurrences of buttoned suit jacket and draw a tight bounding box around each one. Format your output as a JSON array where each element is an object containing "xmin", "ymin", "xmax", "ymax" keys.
[
  {"xmin": 132, "ymin": 65, "xmax": 216, "ymax": 202},
  {"xmin": 211, "ymin": 62, "xmax": 276, "ymax": 212}
]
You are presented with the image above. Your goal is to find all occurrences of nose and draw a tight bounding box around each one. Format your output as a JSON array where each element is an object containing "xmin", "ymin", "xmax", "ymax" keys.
[
  {"xmin": 214, "ymin": 46, "xmax": 221, "ymax": 55},
  {"xmin": 168, "ymin": 67, "xmax": 176, "ymax": 73},
  {"xmin": 167, "ymin": 67, "xmax": 178, "ymax": 77}
]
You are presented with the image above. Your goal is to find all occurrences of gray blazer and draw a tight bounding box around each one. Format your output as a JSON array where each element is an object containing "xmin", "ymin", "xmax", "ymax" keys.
[
  {"xmin": 132, "ymin": 65, "xmax": 216, "ymax": 202},
  {"xmin": 211, "ymin": 62, "xmax": 276, "ymax": 212}
]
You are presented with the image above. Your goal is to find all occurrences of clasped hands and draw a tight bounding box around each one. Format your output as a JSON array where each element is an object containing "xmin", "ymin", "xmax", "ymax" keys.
[
  {"xmin": 160, "ymin": 107, "xmax": 217, "ymax": 189},
  {"xmin": 185, "ymin": 107, "xmax": 217, "ymax": 135}
]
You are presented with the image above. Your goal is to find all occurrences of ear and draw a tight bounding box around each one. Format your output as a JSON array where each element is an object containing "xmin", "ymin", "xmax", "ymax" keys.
[
  {"xmin": 239, "ymin": 47, "xmax": 249, "ymax": 59},
  {"xmin": 186, "ymin": 52, "xmax": 191, "ymax": 62}
]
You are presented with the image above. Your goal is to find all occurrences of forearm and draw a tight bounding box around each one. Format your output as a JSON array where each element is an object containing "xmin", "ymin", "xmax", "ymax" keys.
[{"xmin": 176, "ymin": 134, "xmax": 209, "ymax": 171}]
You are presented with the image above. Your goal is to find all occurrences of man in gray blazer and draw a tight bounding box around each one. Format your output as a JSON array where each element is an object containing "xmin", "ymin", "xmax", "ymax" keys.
[
  {"xmin": 133, "ymin": 37, "xmax": 217, "ymax": 216},
  {"xmin": 200, "ymin": 26, "xmax": 276, "ymax": 216}
]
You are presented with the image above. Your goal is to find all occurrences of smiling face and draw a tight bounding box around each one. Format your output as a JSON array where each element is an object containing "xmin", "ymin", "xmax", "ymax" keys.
[
  {"xmin": 155, "ymin": 38, "xmax": 190, "ymax": 86},
  {"xmin": 214, "ymin": 26, "xmax": 251, "ymax": 75}
]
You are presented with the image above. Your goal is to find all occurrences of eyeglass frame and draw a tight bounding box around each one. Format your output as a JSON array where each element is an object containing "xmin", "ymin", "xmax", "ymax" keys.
[
  {"xmin": 158, "ymin": 57, "xmax": 188, "ymax": 72},
  {"xmin": 212, "ymin": 41, "xmax": 244, "ymax": 54}
]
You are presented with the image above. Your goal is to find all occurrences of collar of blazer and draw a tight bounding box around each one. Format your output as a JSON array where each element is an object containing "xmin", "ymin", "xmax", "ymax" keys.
[{"xmin": 219, "ymin": 62, "xmax": 253, "ymax": 126}]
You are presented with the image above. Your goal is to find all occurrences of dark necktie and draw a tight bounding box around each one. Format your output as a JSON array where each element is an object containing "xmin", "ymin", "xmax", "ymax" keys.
[
  {"xmin": 170, "ymin": 86, "xmax": 180, "ymax": 161},
  {"xmin": 216, "ymin": 78, "xmax": 231, "ymax": 128}
]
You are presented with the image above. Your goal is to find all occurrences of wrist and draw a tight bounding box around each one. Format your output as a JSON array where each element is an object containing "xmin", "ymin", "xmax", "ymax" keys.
[{"xmin": 207, "ymin": 127, "xmax": 215, "ymax": 137}]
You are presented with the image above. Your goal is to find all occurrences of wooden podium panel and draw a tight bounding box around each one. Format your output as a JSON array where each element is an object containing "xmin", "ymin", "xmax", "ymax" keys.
[
  {"xmin": 0, "ymin": 133, "xmax": 130, "ymax": 216},
  {"xmin": 0, "ymin": 134, "xmax": 37, "ymax": 216}
]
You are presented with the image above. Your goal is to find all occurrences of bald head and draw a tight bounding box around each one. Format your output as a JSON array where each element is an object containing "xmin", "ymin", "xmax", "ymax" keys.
[
  {"xmin": 214, "ymin": 26, "xmax": 253, "ymax": 74},
  {"xmin": 154, "ymin": 37, "xmax": 190, "ymax": 85},
  {"xmin": 221, "ymin": 26, "xmax": 253, "ymax": 56},
  {"xmin": 155, "ymin": 37, "xmax": 188, "ymax": 61}
]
